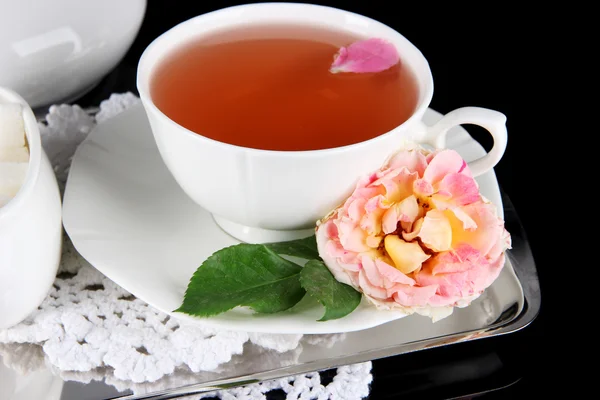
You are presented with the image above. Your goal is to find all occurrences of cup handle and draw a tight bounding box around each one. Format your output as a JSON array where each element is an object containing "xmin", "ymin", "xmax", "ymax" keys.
[{"xmin": 418, "ymin": 107, "xmax": 507, "ymax": 177}]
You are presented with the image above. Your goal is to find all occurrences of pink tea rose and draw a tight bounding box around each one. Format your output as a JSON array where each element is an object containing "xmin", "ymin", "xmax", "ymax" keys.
[
  {"xmin": 316, "ymin": 145, "xmax": 511, "ymax": 321},
  {"xmin": 330, "ymin": 38, "xmax": 400, "ymax": 74}
]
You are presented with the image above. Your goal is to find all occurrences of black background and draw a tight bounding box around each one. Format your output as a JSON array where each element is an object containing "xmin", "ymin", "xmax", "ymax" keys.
[{"xmin": 76, "ymin": 1, "xmax": 552, "ymax": 398}]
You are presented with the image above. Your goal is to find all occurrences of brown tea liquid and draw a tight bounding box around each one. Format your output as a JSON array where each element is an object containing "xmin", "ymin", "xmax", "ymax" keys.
[{"xmin": 150, "ymin": 24, "xmax": 418, "ymax": 151}]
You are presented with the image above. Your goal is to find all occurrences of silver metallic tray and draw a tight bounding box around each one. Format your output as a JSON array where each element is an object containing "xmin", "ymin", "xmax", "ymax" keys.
[{"xmin": 74, "ymin": 190, "xmax": 537, "ymax": 400}]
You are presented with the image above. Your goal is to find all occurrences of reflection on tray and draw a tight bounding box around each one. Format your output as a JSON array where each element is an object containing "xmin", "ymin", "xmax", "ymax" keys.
[{"xmin": 0, "ymin": 334, "xmax": 346, "ymax": 399}]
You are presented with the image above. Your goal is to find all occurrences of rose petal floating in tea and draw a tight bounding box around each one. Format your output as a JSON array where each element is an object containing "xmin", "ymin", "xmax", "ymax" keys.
[{"xmin": 330, "ymin": 38, "xmax": 400, "ymax": 74}]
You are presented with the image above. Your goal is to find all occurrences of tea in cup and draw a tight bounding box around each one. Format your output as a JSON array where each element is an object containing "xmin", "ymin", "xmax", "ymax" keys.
[{"xmin": 136, "ymin": 3, "xmax": 507, "ymax": 243}]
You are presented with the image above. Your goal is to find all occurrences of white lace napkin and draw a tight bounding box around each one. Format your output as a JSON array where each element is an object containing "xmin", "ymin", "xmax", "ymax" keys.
[{"xmin": 0, "ymin": 93, "xmax": 372, "ymax": 399}]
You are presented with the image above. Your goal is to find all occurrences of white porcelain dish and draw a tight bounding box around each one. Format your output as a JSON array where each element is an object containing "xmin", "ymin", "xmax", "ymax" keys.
[
  {"xmin": 0, "ymin": 87, "xmax": 63, "ymax": 330},
  {"xmin": 61, "ymin": 103, "xmax": 519, "ymax": 334},
  {"xmin": 0, "ymin": 0, "xmax": 147, "ymax": 108}
]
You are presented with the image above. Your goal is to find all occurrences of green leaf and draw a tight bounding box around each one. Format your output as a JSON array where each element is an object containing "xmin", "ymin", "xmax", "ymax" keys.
[
  {"xmin": 264, "ymin": 235, "xmax": 319, "ymax": 260},
  {"xmin": 175, "ymin": 244, "xmax": 305, "ymax": 317},
  {"xmin": 248, "ymin": 275, "xmax": 305, "ymax": 313},
  {"xmin": 299, "ymin": 260, "xmax": 362, "ymax": 321}
]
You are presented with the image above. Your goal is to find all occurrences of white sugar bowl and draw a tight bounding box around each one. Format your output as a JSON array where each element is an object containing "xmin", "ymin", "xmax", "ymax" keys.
[
  {"xmin": 0, "ymin": 0, "xmax": 147, "ymax": 108},
  {"xmin": 0, "ymin": 87, "xmax": 62, "ymax": 330}
]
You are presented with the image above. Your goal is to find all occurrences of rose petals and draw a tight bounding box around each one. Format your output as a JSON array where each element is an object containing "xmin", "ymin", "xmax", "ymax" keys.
[
  {"xmin": 375, "ymin": 258, "xmax": 416, "ymax": 286},
  {"xmin": 416, "ymin": 248, "xmax": 505, "ymax": 305},
  {"xmin": 436, "ymin": 173, "xmax": 480, "ymax": 206},
  {"xmin": 418, "ymin": 209, "xmax": 453, "ymax": 252},
  {"xmin": 330, "ymin": 38, "xmax": 400, "ymax": 74},
  {"xmin": 413, "ymin": 178, "xmax": 434, "ymax": 197},
  {"xmin": 381, "ymin": 195, "xmax": 419, "ymax": 234},
  {"xmin": 384, "ymin": 235, "xmax": 430, "ymax": 274},
  {"xmin": 315, "ymin": 145, "xmax": 510, "ymax": 320},
  {"xmin": 388, "ymin": 148, "xmax": 428, "ymax": 176},
  {"xmin": 392, "ymin": 284, "xmax": 439, "ymax": 307},
  {"xmin": 449, "ymin": 201, "xmax": 506, "ymax": 257},
  {"xmin": 423, "ymin": 149, "xmax": 470, "ymax": 185},
  {"xmin": 429, "ymin": 244, "xmax": 482, "ymax": 275},
  {"xmin": 402, "ymin": 217, "xmax": 423, "ymax": 242},
  {"xmin": 358, "ymin": 269, "xmax": 388, "ymax": 299},
  {"xmin": 446, "ymin": 207, "xmax": 477, "ymax": 231}
]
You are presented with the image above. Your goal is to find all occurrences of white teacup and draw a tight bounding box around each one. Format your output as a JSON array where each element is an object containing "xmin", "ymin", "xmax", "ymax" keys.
[
  {"xmin": 137, "ymin": 3, "xmax": 507, "ymax": 244},
  {"xmin": 0, "ymin": 87, "xmax": 62, "ymax": 329}
]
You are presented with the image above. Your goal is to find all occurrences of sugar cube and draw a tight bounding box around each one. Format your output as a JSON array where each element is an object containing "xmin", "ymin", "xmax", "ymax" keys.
[
  {"xmin": 0, "ymin": 104, "xmax": 26, "ymax": 148},
  {"xmin": 0, "ymin": 146, "xmax": 29, "ymax": 163}
]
